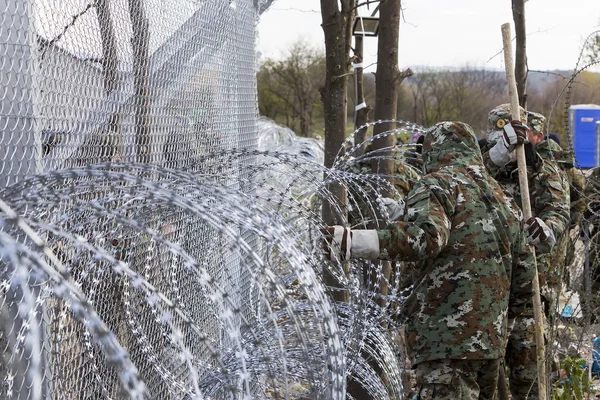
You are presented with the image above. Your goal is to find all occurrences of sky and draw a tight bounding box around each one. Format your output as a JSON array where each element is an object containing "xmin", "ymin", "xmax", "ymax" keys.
[{"xmin": 257, "ymin": 0, "xmax": 600, "ymax": 72}]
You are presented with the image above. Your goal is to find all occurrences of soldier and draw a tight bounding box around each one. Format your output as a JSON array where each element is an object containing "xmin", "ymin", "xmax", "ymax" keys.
[
  {"xmin": 531, "ymin": 116, "xmax": 586, "ymax": 290},
  {"xmin": 582, "ymin": 167, "xmax": 600, "ymax": 321},
  {"xmin": 323, "ymin": 121, "xmax": 535, "ymax": 399},
  {"xmin": 539, "ymin": 134, "xmax": 588, "ymax": 275},
  {"xmin": 482, "ymin": 105, "xmax": 571, "ymax": 399},
  {"xmin": 344, "ymin": 142, "xmax": 421, "ymax": 227}
]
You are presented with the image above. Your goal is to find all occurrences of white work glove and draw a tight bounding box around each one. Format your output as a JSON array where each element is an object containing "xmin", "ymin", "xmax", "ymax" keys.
[
  {"xmin": 489, "ymin": 120, "xmax": 529, "ymax": 167},
  {"xmin": 322, "ymin": 226, "xmax": 380, "ymax": 261},
  {"xmin": 379, "ymin": 197, "xmax": 404, "ymax": 221},
  {"xmin": 524, "ymin": 217, "xmax": 556, "ymax": 253}
]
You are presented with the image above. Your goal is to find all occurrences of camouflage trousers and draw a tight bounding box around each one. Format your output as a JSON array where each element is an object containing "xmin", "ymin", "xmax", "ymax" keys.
[
  {"xmin": 505, "ymin": 292, "xmax": 556, "ymax": 400},
  {"xmin": 414, "ymin": 359, "xmax": 500, "ymax": 400},
  {"xmin": 505, "ymin": 315, "xmax": 538, "ymax": 400}
]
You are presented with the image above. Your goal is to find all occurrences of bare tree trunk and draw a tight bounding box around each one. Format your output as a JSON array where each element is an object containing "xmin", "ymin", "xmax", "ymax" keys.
[
  {"xmin": 320, "ymin": 0, "xmax": 354, "ymax": 172},
  {"xmin": 129, "ymin": 0, "xmax": 152, "ymax": 163},
  {"xmin": 300, "ymin": 104, "xmax": 311, "ymax": 136},
  {"xmin": 512, "ymin": 0, "xmax": 528, "ymax": 108},
  {"xmin": 365, "ymin": 2, "xmax": 411, "ymax": 399},
  {"xmin": 353, "ymin": 35, "xmax": 370, "ymax": 157},
  {"xmin": 96, "ymin": 0, "xmax": 118, "ymax": 95},
  {"xmin": 371, "ymin": 0, "xmax": 412, "ymax": 310},
  {"xmin": 371, "ymin": 0, "xmax": 412, "ymax": 180},
  {"xmin": 320, "ymin": 0, "xmax": 355, "ymax": 304}
]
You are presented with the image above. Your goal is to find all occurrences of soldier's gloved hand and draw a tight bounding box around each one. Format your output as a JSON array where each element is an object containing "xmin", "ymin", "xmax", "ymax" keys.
[
  {"xmin": 321, "ymin": 226, "xmax": 379, "ymax": 261},
  {"xmin": 379, "ymin": 197, "xmax": 404, "ymax": 221},
  {"xmin": 489, "ymin": 120, "xmax": 529, "ymax": 167},
  {"xmin": 524, "ymin": 217, "xmax": 556, "ymax": 253},
  {"xmin": 321, "ymin": 226, "xmax": 351, "ymax": 261},
  {"xmin": 502, "ymin": 120, "xmax": 528, "ymax": 150}
]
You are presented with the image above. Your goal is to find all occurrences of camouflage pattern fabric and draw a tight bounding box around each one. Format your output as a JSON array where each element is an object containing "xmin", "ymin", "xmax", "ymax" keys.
[
  {"xmin": 567, "ymin": 167, "xmax": 586, "ymax": 228},
  {"xmin": 481, "ymin": 135, "xmax": 570, "ymax": 400},
  {"xmin": 583, "ymin": 168, "xmax": 600, "ymax": 320},
  {"xmin": 415, "ymin": 359, "xmax": 501, "ymax": 400},
  {"xmin": 505, "ymin": 315, "xmax": 538, "ymax": 400},
  {"xmin": 393, "ymin": 157, "xmax": 422, "ymax": 195},
  {"xmin": 345, "ymin": 147, "xmax": 421, "ymax": 227},
  {"xmin": 564, "ymin": 166, "xmax": 585, "ymax": 269},
  {"xmin": 481, "ymin": 140, "xmax": 571, "ymax": 262},
  {"xmin": 374, "ymin": 121, "xmax": 535, "ymax": 365},
  {"xmin": 584, "ymin": 168, "xmax": 600, "ymax": 232},
  {"xmin": 585, "ymin": 166, "xmax": 600, "ymax": 194},
  {"xmin": 526, "ymin": 110, "xmax": 546, "ymax": 134},
  {"xmin": 534, "ymin": 139, "xmax": 571, "ymax": 306},
  {"xmin": 535, "ymin": 139, "xmax": 584, "ymax": 227},
  {"xmin": 486, "ymin": 103, "xmax": 527, "ymax": 143}
]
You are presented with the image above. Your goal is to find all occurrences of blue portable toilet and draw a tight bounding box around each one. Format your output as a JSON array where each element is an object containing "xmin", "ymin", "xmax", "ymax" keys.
[
  {"xmin": 570, "ymin": 104, "xmax": 600, "ymax": 168},
  {"xmin": 593, "ymin": 337, "xmax": 600, "ymax": 377}
]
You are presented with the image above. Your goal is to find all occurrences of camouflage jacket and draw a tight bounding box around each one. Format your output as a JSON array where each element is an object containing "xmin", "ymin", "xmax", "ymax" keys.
[
  {"xmin": 481, "ymin": 141, "xmax": 570, "ymax": 248},
  {"xmin": 375, "ymin": 122, "xmax": 535, "ymax": 364},
  {"xmin": 536, "ymin": 139, "xmax": 585, "ymax": 227},
  {"xmin": 345, "ymin": 153, "xmax": 420, "ymax": 227},
  {"xmin": 585, "ymin": 167, "xmax": 600, "ymax": 219},
  {"xmin": 533, "ymin": 139, "xmax": 573, "ymax": 291}
]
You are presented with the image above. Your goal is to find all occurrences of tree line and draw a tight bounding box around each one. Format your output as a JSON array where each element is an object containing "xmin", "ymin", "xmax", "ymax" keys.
[{"xmin": 258, "ymin": 38, "xmax": 600, "ymax": 145}]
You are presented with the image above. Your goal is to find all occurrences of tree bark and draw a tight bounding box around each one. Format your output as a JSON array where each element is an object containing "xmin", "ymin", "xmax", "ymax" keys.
[
  {"xmin": 512, "ymin": 0, "xmax": 528, "ymax": 108},
  {"xmin": 371, "ymin": 0, "xmax": 412, "ymax": 178},
  {"xmin": 320, "ymin": 0, "xmax": 354, "ymax": 171},
  {"xmin": 353, "ymin": 35, "xmax": 370, "ymax": 156},
  {"xmin": 320, "ymin": 0, "xmax": 355, "ymax": 300},
  {"xmin": 370, "ymin": 0, "xmax": 405, "ymax": 314},
  {"xmin": 96, "ymin": 0, "xmax": 118, "ymax": 95},
  {"xmin": 129, "ymin": 0, "xmax": 152, "ymax": 163}
]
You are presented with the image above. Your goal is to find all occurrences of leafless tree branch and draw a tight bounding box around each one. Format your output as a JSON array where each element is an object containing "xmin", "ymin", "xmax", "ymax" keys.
[{"xmin": 41, "ymin": 1, "xmax": 97, "ymax": 59}]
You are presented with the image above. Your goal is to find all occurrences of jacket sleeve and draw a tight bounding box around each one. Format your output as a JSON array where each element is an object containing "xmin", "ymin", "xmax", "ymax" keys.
[
  {"xmin": 480, "ymin": 140, "xmax": 509, "ymax": 177},
  {"xmin": 509, "ymin": 226, "xmax": 535, "ymax": 318},
  {"xmin": 376, "ymin": 175, "xmax": 454, "ymax": 261},
  {"xmin": 533, "ymin": 162, "xmax": 570, "ymax": 240}
]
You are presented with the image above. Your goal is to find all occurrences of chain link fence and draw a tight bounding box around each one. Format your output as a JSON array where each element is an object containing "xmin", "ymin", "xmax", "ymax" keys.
[{"xmin": 0, "ymin": 0, "xmax": 308, "ymax": 398}]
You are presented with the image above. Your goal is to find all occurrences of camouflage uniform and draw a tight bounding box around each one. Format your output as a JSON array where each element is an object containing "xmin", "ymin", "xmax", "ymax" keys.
[
  {"xmin": 536, "ymin": 137, "xmax": 586, "ymax": 282},
  {"xmin": 345, "ymin": 145, "xmax": 421, "ymax": 227},
  {"xmin": 375, "ymin": 122, "xmax": 536, "ymax": 399},
  {"xmin": 533, "ymin": 139, "xmax": 571, "ymax": 312},
  {"xmin": 416, "ymin": 359, "xmax": 501, "ymax": 400},
  {"xmin": 583, "ymin": 168, "xmax": 600, "ymax": 320},
  {"xmin": 482, "ymin": 107, "xmax": 571, "ymax": 400}
]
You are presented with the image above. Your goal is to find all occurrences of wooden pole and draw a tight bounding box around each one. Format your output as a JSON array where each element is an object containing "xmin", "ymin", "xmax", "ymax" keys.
[{"xmin": 501, "ymin": 23, "xmax": 547, "ymax": 400}]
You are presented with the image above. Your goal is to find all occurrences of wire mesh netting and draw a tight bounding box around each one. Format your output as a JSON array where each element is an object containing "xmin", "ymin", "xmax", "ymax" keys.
[
  {"xmin": 0, "ymin": 0, "xmax": 330, "ymax": 398},
  {"xmin": 0, "ymin": 0, "xmax": 391, "ymax": 398},
  {"xmin": 2, "ymin": 0, "xmax": 600, "ymax": 398}
]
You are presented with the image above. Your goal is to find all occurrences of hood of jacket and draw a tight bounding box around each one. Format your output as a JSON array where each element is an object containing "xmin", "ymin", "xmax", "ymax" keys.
[
  {"xmin": 536, "ymin": 138, "xmax": 574, "ymax": 169},
  {"xmin": 422, "ymin": 121, "xmax": 484, "ymax": 174}
]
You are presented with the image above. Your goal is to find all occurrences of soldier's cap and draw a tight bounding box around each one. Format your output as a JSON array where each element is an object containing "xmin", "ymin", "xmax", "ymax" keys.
[
  {"xmin": 423, "ymin": 121, "xmax": 482, "ymax": 171},
  {"xmin": 526, "ymin": 110, "xmax": 546, "ymax": 134},
  {"xmin": 487, "ymin": 103, "xmax": 527, "ymax": 136}
]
